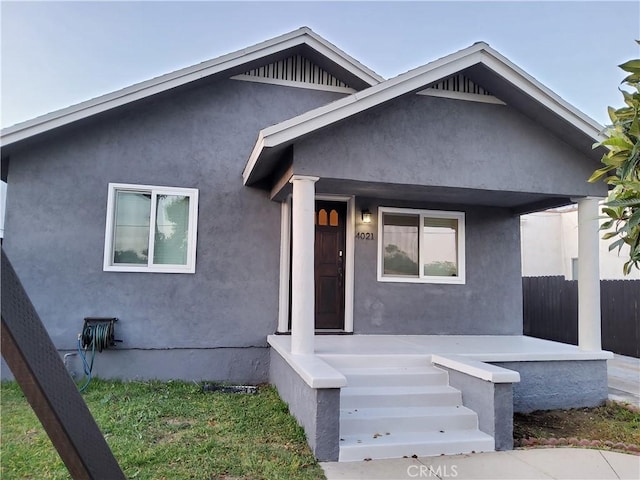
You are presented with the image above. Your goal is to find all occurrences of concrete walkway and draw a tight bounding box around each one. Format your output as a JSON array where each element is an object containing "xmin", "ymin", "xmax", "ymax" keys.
[
  {"xmin": 321, "ymin": 448, "xmax": 640, "ymax": 479},
  {"xmin": 608, "ymin": 354, "xmax": 640, "ymax": 407}
]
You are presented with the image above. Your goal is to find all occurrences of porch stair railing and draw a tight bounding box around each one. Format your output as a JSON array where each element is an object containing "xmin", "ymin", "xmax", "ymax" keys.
[{"xmin": 319, "ymin": 354, "xmax": 494, "ymax": 462}]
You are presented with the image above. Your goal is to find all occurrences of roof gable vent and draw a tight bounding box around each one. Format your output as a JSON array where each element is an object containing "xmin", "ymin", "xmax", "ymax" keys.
[
  {"xmin": 418, "ymin": 74, "xmax": 505, "ymax": 105},
  {"xmin": 232, "ymin": 54, "xmax": 356, "ymax": 93}
]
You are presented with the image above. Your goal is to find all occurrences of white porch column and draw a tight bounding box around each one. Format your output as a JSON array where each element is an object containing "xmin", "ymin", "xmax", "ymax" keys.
[
  {"xmin": 577, "ymin": 197, "xmax": 602, "ymax": 351},
  {"xmin": 290, "ymin": 175, "xmax": 319, "ymax": 355}
]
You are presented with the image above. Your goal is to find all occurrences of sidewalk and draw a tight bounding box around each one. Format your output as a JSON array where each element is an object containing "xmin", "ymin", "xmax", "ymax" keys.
[
  {"xmin": 608, "ymin": 354, "xmax": 640, "ymax": 406},
  {"xmin": 321, "ymin": 448, "xmax": 640, "ymax": 479}
]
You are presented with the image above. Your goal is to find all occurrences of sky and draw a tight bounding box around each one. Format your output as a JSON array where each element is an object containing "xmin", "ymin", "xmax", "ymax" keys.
[{"xmin": 1, "ymin": 1, "xmax": 639, "ymax": 129}]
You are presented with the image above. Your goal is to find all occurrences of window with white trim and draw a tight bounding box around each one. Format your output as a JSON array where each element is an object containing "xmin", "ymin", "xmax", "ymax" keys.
[
  {"xmin": 377, "ymin": 207, "xmax": 465, "ymax": 284},
  {"xmin": 103, "ymin": 183, "xmax": 199, "ymax": 273}
]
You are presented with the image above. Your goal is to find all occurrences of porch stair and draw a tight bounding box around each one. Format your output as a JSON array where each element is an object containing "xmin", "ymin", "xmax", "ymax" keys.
[{"xmin": 320, "ymin": 354, "xmax": 495, "ymax": 462}]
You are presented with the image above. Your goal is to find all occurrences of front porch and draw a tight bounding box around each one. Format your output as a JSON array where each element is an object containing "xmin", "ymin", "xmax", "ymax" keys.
[
  {"xmin": 242, "ymin": 42, "xmax": 614, "ymax": 462},
  {"xmin": 269, "ymin": 334, "xmax": 612, "ymax": 461}
]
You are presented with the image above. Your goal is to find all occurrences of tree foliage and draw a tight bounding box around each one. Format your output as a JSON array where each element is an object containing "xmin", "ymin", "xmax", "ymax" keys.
[{"xmin": 589, "ymin": 43, "xmax": 640, "ymax": 274}]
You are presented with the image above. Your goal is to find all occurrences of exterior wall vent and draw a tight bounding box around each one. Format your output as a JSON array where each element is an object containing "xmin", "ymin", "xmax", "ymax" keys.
[
  {"xmin": 429, "ymin": 74, "xmax": 493, "ymax": 96},
  {"xmin": 418, "ymin": 74, "xmax": 505, "ymax": 105},
  {"xmin": 232, "ymin": 55, "xmax": 355, "ymax": 93}
]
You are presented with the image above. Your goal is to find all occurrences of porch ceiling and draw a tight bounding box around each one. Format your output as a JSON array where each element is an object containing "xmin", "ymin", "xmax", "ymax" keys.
[{"xmin": 272, "ymin": 177, "xmax": 575, "ymax": 214}]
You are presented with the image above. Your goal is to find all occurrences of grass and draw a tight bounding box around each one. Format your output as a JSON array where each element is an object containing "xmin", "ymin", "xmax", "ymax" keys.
[
  {"xmin": 1, "ymin": 380, "xmax": 326, "ymax": 480},
  {"xmin": 5, "ymin": 381, "xmax": 637, "ymax": 479},
  {"xmin": 513, "ymin": 401, "xmax": 640, "ymax": 449}
]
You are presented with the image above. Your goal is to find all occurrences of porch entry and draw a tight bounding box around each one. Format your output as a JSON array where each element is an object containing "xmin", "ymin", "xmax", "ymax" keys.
[{"xmin": 314, "ymin": 200, "xmax": 346, "ymax": 330}]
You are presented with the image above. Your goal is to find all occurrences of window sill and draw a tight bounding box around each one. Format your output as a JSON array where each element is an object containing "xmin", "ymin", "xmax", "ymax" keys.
[
  {"xmin": 103, "ymin": 265, "xmax": 195, "ymax": 274},
  {"xmin": 377, "ymin": 275, "xmax": 466, "ymax": 285}
]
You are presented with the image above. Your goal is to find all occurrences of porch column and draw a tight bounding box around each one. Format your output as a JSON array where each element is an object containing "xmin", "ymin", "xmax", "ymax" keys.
[
  {"xmin": 577, "ymin": 197, "xmax": 602, "ymax": 351},
  {"xmin": 290, "ymin": 175, "xmax": 319, "ymax": 355}
]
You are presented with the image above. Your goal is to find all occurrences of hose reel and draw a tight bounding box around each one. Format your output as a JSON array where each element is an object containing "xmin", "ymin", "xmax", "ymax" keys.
[
  {"xmin": 80, "ymin": 317, "xmax": 117, "ymax": 351},
  {"xmin": 77, "ymin": 317, "xmax": 120, "ymax": 392}
]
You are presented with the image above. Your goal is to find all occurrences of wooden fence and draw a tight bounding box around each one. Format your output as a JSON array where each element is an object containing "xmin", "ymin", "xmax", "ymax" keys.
[{"xmin": 523, "ymin": 276, "xmax": 640, "ymax": 358}]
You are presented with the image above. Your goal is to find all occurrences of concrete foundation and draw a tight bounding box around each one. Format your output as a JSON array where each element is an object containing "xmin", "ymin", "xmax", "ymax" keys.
[{"xmin": 2, "ymin": 347, "xmax": 269, "ymax": 384}]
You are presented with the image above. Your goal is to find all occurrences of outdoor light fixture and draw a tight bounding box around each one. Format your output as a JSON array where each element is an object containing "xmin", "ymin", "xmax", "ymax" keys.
[{"xmin": 361, "ymin": 209, "xmax": 372, "ymax": 223}]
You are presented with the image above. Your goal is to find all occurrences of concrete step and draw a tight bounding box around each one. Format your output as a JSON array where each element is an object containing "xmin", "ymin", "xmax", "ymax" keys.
[
  {"xmin": 339, "ymin": 429, "xmax": 495, "ymax": 462},
  {"xmin": 340, "ymin": 366, "xmax": 448, "ymax": 387},
  {"xmin": 340, "ymin": 405, "xmax": 479, "ymax": 435},
  {"xmin": 335, "ymin": 358, "xmax": 494, "ymax": 462},
  {"xmin": 340, "ymin": 385, "xmax": 462, "ymax": 408},
  {"xmin": 319, "ymin": 354, "xmax": 431, "ymax": 369}
]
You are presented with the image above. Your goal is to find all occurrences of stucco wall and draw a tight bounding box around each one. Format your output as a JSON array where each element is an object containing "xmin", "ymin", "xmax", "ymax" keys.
[
  {"xmin": 293, "ymin": 94, "xmax": 606, "ymax": 199},
  {"xmin": 443, "ymin": 368, "xmax": 513, "ymax": 451},
  {"xmin": 351, "ymin": 198, "xmax": 523, "ymax": 334},
  {"xmin": 493, "ymin": 360, "xmax": 608, "ymax": 412},
  {"xmin": 2, "ymin": 78, "xmax": 345, "ymax": 381}
]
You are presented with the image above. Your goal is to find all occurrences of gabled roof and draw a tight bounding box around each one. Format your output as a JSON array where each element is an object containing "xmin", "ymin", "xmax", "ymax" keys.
[
  {"xmin": 243, "ymin": 41, "xmax": 606, "ymax": 185},
  {"xmin": 1, "ymin": 27, "xmax": 383, "ymax": 148}
]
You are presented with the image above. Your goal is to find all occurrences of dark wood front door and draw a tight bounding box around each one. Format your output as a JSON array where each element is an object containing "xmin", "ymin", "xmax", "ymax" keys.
[{"xmin": 314, "ymin": 201, "xmax": 346, "ymax": 330}]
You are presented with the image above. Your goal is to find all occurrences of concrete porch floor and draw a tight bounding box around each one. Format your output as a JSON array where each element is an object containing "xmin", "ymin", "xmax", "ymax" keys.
[{"xmin": 301, "ymin": 335, "xmax": 613, "ymax": 362}]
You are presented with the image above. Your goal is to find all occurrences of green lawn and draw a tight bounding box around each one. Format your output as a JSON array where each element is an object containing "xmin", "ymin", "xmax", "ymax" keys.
[{"xmin": 1, "ymin": 380, "xmax": 326, "ymax": 480}]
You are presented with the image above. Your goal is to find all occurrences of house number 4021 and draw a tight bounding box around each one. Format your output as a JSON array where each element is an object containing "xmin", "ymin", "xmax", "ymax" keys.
[{"xmin": 356, "ymin": 232, "xmax": 375, "ymax": 240}]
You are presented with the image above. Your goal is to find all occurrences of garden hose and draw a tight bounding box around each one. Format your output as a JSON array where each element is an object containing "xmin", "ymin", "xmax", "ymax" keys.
[{"xmin": 77, "ymin": 334, "xmax": 95, "ymax": 393}]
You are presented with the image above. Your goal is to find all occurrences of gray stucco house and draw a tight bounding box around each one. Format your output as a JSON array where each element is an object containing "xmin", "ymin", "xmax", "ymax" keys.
[{"xmin": 1, "ymin": 28, "xmax": 612, "ymax": 461}]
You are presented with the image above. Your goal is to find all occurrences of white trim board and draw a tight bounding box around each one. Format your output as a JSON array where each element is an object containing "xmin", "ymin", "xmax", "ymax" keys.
[
  {"xmin": 231, "ymin": 75, "xmax": 356, "ymax": 94},
  {"xmin": 277, "ymin": 196, "xmax": 292, "ymax": 333},
  {"xmin": 417, "ymin": 88, "xmax": 506, "ymax": 105}
]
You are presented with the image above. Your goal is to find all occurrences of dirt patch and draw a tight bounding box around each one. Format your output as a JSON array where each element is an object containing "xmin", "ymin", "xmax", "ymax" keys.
[
  {"xmin": 156, "ymin": 418, "xmax": 196, "ymax": 445},
  {"xmin": 165, "ymin": 418, "xmax": 195, "ymax": 427},
  {"xmin": 513, "ymin": 401, "xmax": 640, "ymax": 454}
]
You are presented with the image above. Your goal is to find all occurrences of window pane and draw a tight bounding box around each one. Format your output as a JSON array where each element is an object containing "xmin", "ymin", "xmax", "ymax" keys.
[
  {"xmin": 113, "ymin": 192, "xmax": 151, "ymax": 264},
  {"xmin": 383, "ymin": 214, "xmax": 419, "ymax": 276},
  {"xmin": 423, "ymin": 217, "xmax": 458, "ymax": 276},
  {"xmin": 329, "ymin": 209, "xmax": 339, "ymax": 226},
  {"xmin": 318, "ymin": 209, "xmax": 328, "ymax": 226},
  {"xmin": 154, "ymin": 195, "xmax": 190, "ymax": 265}
]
